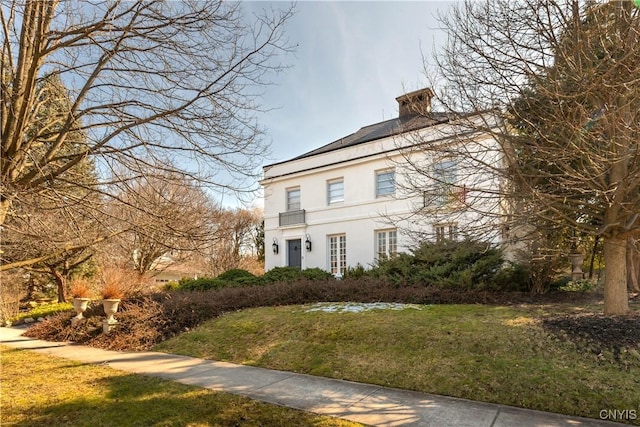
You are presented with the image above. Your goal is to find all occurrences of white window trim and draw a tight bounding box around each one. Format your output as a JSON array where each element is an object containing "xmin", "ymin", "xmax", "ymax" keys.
[
  {"xmin": 328, "ymin": 234, "xmax": 347, "ymax": 276},
  {"xmin": 375, "ymin": 229, "xmax": 398, "ymax": 261}
]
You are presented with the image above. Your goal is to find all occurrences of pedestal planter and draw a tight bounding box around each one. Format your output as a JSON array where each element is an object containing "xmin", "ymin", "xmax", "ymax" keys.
[
  {"xmin": 569, "ymin": 253, "xmax": 585, "ymax": 281},
  {"xmin": 102, "ymin": 298, "xmax": 121, "ymax": 333},
  {"xmin": 72, "ymin": 297, "xmax": 91, "ymax": 324}
]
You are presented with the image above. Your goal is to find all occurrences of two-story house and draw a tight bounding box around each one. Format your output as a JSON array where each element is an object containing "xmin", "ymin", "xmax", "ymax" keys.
[{"xmin": 261, "ymin": 88, "xmax": 503, "ymax": 275}]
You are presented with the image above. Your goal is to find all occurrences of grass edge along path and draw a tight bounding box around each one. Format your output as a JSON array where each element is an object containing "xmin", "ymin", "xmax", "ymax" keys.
[
  {"xmin": 0, "ymin": 345, "xmax": 361, "ymax": 427},
  {"xmin": 154, "ymin": 303, "xmax": 640, "ymax": 426}
]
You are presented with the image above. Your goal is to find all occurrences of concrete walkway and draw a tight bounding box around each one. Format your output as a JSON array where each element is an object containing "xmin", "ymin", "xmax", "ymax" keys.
[{"xmin": 0, "ymin": 326, "xmax": 626, "ymax": 426}]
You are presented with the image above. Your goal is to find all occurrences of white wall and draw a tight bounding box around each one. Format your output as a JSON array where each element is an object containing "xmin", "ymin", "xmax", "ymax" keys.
[{"xmin": 262, "ymin": 119, "xmax": 503, "ymax": 273}]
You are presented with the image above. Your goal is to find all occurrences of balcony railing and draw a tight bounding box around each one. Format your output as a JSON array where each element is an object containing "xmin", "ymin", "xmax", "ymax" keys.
[{"xmin": 279, "ymin": 209, "xmax": 306, "ymax": 227}]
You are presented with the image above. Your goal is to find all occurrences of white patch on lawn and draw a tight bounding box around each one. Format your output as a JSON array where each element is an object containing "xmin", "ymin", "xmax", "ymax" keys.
[{"xmin": 303, "ymin": 302, "xmax": 425, "ymax": 313}]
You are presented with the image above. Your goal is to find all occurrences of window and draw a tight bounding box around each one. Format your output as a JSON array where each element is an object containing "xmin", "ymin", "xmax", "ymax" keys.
[
  {"xmin": 376, "ymin": 169, "xmax": 395, "ymax": 197},
  {"xmin": 376, "ymin": 229, "xmax": 398, "ymax": 261},
  {"xmin": 425, "ymin": 159, "xmax": 466, "ymax": 206},
  {"xmin": 286, "ymin": 188, "xmax": 300, "ymax": 211},
  {"xmin": 434, "ymin": 159, "xmax": 457, "ymax": 205},
  {"xmin": 329, "ymin": 234, "xmax": 347, "ymax": 276},
  {"xmin": 435, "ymin": 223, "xmax": 458, "ymax": 242},
  {"xmin": 327, "ymin": 179, "xmax": 344, "ymax": 204}
]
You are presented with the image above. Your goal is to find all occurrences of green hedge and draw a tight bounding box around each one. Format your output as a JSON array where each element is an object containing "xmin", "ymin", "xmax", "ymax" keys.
[
  {"xmin": 216, "ymin": 269, "xmax": 256, "ymax": 281},
  {"xmin": 167, "ymin": 267, "xmax": 336, "ymax": 292},
  {"xmin": 369, "ymin": 239, "xmax": 530, "ymax": 291}
]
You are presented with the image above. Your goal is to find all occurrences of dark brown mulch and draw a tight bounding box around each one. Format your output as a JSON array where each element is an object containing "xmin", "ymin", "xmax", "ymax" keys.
[{"xmin": 542, "ymin": 307, "xmax": 640, "ymax": 362}]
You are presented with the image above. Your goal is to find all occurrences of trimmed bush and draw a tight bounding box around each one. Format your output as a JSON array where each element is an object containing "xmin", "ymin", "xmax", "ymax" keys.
[
  {"xmin": 369, "ymin": 239, "xmax": 528, "ymax": 291},
  {"xmin": 262, "ymin": 267, "xmax": 303, "ymax": 283},
  {"xmin": 178, "ymin": 278, "xmax": 230, "ymax": 291},
  {"xmin": 217, "ymin": 269, "xmax": 256, "ymax": 281},
  {"xmin": 262, "ymin": 267, "xmax": 335, "ymax": 283},
  {"xmin": 300, "ymin": 268, "xmax": 335, "ymax": 281}
]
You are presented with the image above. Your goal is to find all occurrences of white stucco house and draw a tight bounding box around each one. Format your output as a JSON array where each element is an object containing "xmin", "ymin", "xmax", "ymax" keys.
[{"xmin": 261, "ymin": 88, "xmax": 504, "ymax": 275}]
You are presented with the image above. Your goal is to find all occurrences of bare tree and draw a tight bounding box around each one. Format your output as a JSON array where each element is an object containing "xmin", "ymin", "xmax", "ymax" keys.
[
  {"xmin": 107, "ymin": 170, "xmax": 220, "ymax": 277},
  {"xmin": 408, "ymin": 0, "xmax": 639, "ymax": 314},
  {"xmin": 1, "ymin": 189, "xmax": 106, "ymax": 302},
  {"xmin": 203, "ymin": 207, "xmax": 263, "ymax": 276},
  {"xmin": 1, "ymin": 1, "xmax": 294, "ymax": 244}
]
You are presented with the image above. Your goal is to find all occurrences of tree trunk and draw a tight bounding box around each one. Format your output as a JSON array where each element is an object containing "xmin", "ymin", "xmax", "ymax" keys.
[
  {"xmin": 588, "ymin": 235, "xmax": 600, "ymax": 279},
  {"xmin": 50, "ymin": 268, "xmax": 68, "ymax": 303},
  {"xmin": 604, "ymin": 237, "xmax": 628, "ymax": 315},
  {"xmin": 628, "ymin": 238, "xmax": 640, "ymax": 293}
]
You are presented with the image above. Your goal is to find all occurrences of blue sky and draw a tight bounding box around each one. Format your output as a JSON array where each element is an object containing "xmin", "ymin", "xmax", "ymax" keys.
[{"xmin": 248, "ymin": 1, "xmax": 453, "ymax": 166}]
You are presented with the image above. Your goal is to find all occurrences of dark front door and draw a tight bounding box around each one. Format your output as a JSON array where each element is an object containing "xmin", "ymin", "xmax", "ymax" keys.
[{"xmin": 287, "ymin": 239, "xmax": 302, "ymax": 268}]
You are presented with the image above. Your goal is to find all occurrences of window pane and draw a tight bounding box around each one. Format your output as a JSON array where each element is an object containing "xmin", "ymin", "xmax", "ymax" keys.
[
  {"xmin": 376, "ymin": 230, "xmax": 397, "ymax": 260},
  {"xmin": 287, "ymin": 188, "xmax": 300, "ymax": 211},
  {"xmin": 435, "ymin": 160, "xmax": 457, "ymax": 184},
  {"xmin": 377, "ymin": 231, "xmax": 387, "ymax": 259},
  {"xmin": 435, "ymin": 224, "xmax": 457, "ymax": 242},
  {"xmin": 340, "ymin": 236, "xmax": 346, "ymax": 272},
  {"xmin": 328, "ymin": 180, "xmax": 344, "ymax": 204},
  {"xmin": 330, "ymin": 236, "xmax": 337, "ymax": 274},
  {"xmin": 376, "ymin": 170, "xmax": 395, "ymax": 196},
  {"xmin": 329, "ymin": 234, "xmax": 346, "ymax": 275},
  {"xmin": 389, "ymin": 230, "xmax": 397, "ymax": 256}
]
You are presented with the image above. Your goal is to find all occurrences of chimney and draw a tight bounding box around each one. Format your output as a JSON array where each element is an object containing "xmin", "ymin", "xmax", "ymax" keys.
[{"xmin": 396, "ymin": 88, "xmax": 434, "ymax": 118}]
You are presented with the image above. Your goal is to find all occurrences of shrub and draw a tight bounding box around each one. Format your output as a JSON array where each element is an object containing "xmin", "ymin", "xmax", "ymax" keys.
[
  {"xmin": 559, "ymin": 279, "xmax": 594, "ymax": 292},
  {"xmin": 369, "ymin": 239, "xmax": 519, "ymax": 291},
  {"xmin": 493, "ymin": 262, "xmax": 531, "ymax": 292},
  {"xmin": 173, "ymin": 274, "xmax": 266, "ymax": 292},
  {"xmin": 262, "ymin": 267, "xmax": 304, "ymax": 283},
  {"xmin": 178, "ymin": 278, "xmax": 229, "ymax": 291},
  {"xmin": 343, "ymin": 264, "xmax": 369, "ymax": 279},
  {"xmin": 233, "ymin": 276, "xmax": 265, "ymax": 287},
  {"xmin": 163, "ymin": 281, "xmax": 180, "ymax": 291},
  {"xmin": 217, "ymin": 269, "xmax": 255, "ymax": 281},
  {"xmin": 261, "ymin": 267, "xmax": 335, "ymax": 284},
  {"xmin": 300, "ymin": 268, "xmax": 335, "ymax": 281}
]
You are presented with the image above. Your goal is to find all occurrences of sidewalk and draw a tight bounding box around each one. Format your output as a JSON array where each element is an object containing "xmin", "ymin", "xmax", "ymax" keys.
[{"xmin": 0, "ymin": 326, "xmax": 626, "ymax": 426}]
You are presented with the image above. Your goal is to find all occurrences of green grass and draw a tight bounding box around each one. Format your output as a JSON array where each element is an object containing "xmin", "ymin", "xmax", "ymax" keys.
[
  {"xmin": 154, "ymin": 303, "xmax": 640, "ymax": 424},
  {"xmin": 0, "ymin": 345, "xmax": 361, "ymax": 427}
]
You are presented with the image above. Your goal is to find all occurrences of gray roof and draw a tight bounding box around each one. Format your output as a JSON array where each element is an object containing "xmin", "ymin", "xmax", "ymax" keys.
[{"xmin": 290, "ymin": 112, "xmax": 450, "ymax": 161}]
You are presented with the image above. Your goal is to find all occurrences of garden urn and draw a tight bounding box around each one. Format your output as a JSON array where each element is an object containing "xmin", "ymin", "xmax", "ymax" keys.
[
  {"xmin": 72, "ymin": 298, "xmax": 91, "ymax": 324},
  {"xmin": 569, "ymin": 252, "xmax": 585, "ymax": 281},
  {"xmin": 102, "ymin": 299, "xmax": 121, "ymax": 333}
]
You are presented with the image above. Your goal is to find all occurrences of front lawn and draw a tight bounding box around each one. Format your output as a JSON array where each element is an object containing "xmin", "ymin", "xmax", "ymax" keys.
[
  {"xmin": 0, "ymin": 345, "xmax": 361, "ymax": 427},
  {"xmin": 154, "ymin": 302, "xmax": 640, "ymax": 424}
]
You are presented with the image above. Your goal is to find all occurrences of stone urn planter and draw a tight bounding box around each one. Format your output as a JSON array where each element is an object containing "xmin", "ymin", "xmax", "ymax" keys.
[
  {"xmin": 101, "ymin": 299, "xmax": 121, "ymax": 333},
  {"xmin": 99, "ymin": 279, "xmax": 124, "ymax": 334},
  {"xmin": 569, "ymin": 252, "xmax": 585, "ymax": 281},
  {"xmin": 72, "ymin": 297, "xmax": 91, "ymax": 324}
]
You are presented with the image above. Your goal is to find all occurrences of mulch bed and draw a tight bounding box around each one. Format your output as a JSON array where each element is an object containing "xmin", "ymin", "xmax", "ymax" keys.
[
  {"xmin": 23, "ymin": 280, "xmax": 640, "ymax": 361},
  {"xmin": 542, "ymin": 303, "xmax": 640, "ymax": 362}
]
